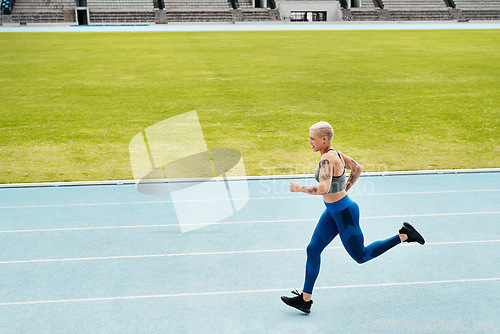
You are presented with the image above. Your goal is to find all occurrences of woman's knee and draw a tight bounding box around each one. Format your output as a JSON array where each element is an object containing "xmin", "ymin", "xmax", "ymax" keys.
[
  {"xmin": 347, "ymin": 243, "xmax": 368, "ymax": 263},
  {"xmin": 342, "ymin": 234, "xmax": 367, "ymax": 264},
  {"xmin": 306, "ymin": 241, "xmax": 324, "ymax": 258}
]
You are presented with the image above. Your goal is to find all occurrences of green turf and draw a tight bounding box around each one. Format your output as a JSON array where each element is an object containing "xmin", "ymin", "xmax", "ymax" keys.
[{"xmin": 0, "ymin": 29, "xmax": 498, "ymax": 183}]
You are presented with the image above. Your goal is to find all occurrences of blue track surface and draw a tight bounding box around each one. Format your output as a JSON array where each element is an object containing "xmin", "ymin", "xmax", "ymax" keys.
[{"xmin": 0, "ymin": 172, "xmax": 499, "ymax": 333}]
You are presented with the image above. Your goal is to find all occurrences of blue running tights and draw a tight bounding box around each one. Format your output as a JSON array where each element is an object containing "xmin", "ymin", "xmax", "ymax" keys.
[{"xmin": 303, "ymin": 195, "xmax": 401, "ymax": 294}]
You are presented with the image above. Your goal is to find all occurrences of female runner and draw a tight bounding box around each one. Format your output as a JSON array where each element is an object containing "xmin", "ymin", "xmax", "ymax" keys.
[{"xmin": 281, "ymin": 121, "xmax": 425, "ymax": 314}]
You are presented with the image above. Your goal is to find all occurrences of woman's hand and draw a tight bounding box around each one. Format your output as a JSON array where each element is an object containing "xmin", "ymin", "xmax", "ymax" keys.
[
  {"xmin": 289, "ymin": 182, "xmax": 301, "ymax": 192},
  {"xmin": 290, "ymin": 182, "xmax": 322, "ymax": 195}
]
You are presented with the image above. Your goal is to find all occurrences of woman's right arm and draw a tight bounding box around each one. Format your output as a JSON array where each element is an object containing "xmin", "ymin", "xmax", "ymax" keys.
[{"xmin": 290, "ymin": 156, "xmax": 332, "ymax": 195}]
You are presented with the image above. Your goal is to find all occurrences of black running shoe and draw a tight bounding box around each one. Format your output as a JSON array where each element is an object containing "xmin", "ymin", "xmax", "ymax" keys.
[
  {"xmin": 399, "ymin": 222, "xmax": 425, "ymax": 245},
  {"xmin": 281, "ymin": 289, "xmax": 312, "ymax": 314}
]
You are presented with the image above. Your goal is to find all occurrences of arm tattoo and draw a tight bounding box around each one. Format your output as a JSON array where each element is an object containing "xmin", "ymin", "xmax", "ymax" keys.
[
  {"xmin": 319, "ymin": 159, "xmax": 331, "ymax": 180},
  {"xmin": 307, "ymin": 186, "xmax": 315, "ymax": 193},
  {"xmin": 351, "ymin": 159, "xmax": 357, "ymax": 166}
]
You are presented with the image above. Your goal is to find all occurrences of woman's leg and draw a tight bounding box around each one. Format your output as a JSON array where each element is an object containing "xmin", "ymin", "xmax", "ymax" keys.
[
  {"xmin": 303, "ymin": 209, "xmax": 339, "ymax": 295},
  {"xmin": 333, "ymin": 201, "xmax": 401, "ymax": 264}
]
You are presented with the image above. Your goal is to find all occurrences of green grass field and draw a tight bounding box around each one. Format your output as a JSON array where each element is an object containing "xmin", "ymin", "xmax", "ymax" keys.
[{"xmin": 0, "ymin": 29, "xmax": 498, "ymax": 183}]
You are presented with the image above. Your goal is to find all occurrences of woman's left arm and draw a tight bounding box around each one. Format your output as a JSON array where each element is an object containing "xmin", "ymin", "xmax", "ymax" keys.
[{"xmin": 341, "ymin": 152, "xmax": 363, "ymax": 192}]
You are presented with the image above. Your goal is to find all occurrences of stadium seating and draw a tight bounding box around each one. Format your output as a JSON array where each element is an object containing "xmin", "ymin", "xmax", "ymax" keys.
[
  {"xmin": 87, "ymin": 0, "xmax": 154, "ymax": 11},
  {"xmin": 381, "ymin": 0, "xmax": 447, "ymax": 9},
  {"xmin": 237, "ymin": 0, "xmax": 253, "ymax": 8},
  {"xmin": 11, "ymin": 0, "xmax": 74, "ymax": 11},
  {"xmin": 2, "ymin": 0, "xmax": 499, "ymax": 23},
  {"xmin": 360, "ymin": 0, "xmax": 377, "ymax": 8},
  {"xmin": 89, "ymin": 11, "xmax": 156, "ymax": 23},
  {"xmin": 166, "ymin": 9, "xmax": 233, "ymax": 21},
  {"xmin": 9, "ymin": 0, "xmax": 74, "ymax": 22},
  {"xmin": 166, "ymin": 8, "xmax": 279, "ymax": 22},
  {"xmin": 240, "ymin": 8, "xmax": 279, "ymax": 20},
  {"xmin": 87, "ymin": 0, "xmax": 155, "ymax": 23},
  {"xmin": 342, "ymin": 0, "xmax": 379, "ymax": 21},
  {"xmin": 348, "ymin": 0, "xmax": 451, "ymax": 21},
  {"xmin": 164, "ymin": 0, "xmax": 230, "ymax": 8},
  {"xmin": 344, "ymin": 9, "xmax": 380, "ymax": 20},
  {"xmin": 380, "ymin": 0, "xmax": 451, "ymax": 21},
  {"xmin": 388, "ymin": 9, "xmax": 453, "ymax": 20},
  {"xmin": 461, "ymin": 9, "xmax": 500, "ymax": 19},
  {"xmin": 454, "ymin": 0, "xmax": 500, "ymax": 20},
  {"xmin": 454, "ymin": 0, "xmax": 500, "ymax": 9},
  {"xmin": 163, "ymin": 0, "xmax": 280, "ymax": 22}
]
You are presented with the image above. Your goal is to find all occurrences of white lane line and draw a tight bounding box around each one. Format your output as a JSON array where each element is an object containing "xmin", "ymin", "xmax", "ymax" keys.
[
  {"xmin": 0, "ymin": 277, "xmax": 498, "ymax": 306},
  {"xmin": 366, "ymin": 212, "xmax": 500, "ymax": 219},
  {"xmin": 425, "ymin": 240, "xmax": 500, "ymax": 245},
  {"xmin": 0, "ymin": 247, "xmax": 310, "ymax": 264},
  {"xmin": 0, "ymin": 211, "xmax": 498, "ymax": 234},
  {"xmin": 1, "ymin": 240, "xmax": 498, "ymax": 265},
  {"xmin": 1, "ymin": 189, "xmax": 498, "ymax": 209},
  {"xmin": 0, "ymin": 218, "xmax": 312, "ymax": 233},
  {"xmin": 352, "ymin": 189, "xmax": 500, "ymax": 197}
]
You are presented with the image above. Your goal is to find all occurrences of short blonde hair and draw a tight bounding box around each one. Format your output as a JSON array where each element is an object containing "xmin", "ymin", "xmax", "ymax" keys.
[{"xmin": 310, "ymin": 121, "xmax": 334, "ymax": 141}]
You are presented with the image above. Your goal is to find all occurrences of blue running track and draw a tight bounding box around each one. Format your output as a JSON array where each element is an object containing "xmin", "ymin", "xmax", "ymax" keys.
[{"xmin": 0, "ymin": 171, "xmax": 498, "ymax": 333}]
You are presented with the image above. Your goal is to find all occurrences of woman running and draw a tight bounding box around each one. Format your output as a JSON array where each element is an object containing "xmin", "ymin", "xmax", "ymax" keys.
[{"xmin": 281, "ymin": 121, "xmax": 425, "ymax": 314}]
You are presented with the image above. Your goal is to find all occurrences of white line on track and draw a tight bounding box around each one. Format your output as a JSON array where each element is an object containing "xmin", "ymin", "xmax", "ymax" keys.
[
  {"xmin": 0, "ymin": 277, "xmax": 497, "ymax": 306},
  {"xmin": 0, "ymin": 211, "xmax": 498, "ymax": 234},
  {"xmin": 0, "ymin": 189, "xmax": 498, "ymax": 209},
  {"xmin": 1, "ymin": 240, "xmax": 498, "ymax": 265}
]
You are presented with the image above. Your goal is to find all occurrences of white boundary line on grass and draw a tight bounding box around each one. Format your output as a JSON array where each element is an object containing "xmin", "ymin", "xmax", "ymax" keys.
[
  {"xmin": 0, "ymin": 277, "xmax": 498, "ymax": 306},
  {"xmin": 0, "ymin": 168, "xmax": 499, "ymax": 189},
  {"xmin": 0, "ymin": 211, "xmax": 498, "ymax": 234},
  {"xmin": 0, "ymin": 239, "xmax": 498, "ymax": 265}
]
